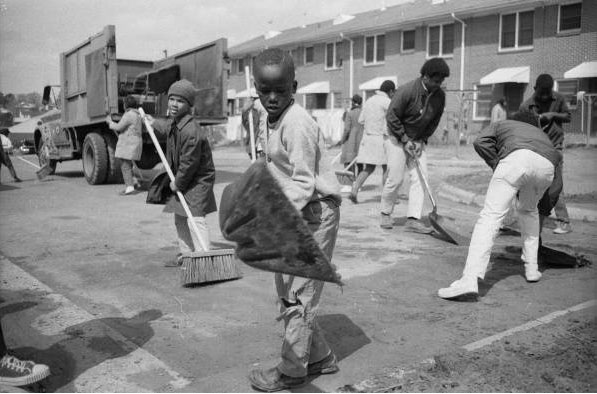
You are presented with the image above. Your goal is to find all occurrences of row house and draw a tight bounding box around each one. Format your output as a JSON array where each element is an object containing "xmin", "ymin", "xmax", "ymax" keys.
[{"xmin": 227, "ymin": 0, "xmax": 597, "ymax": 144}]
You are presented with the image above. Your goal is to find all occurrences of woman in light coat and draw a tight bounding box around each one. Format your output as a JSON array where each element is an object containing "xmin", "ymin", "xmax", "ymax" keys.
[{"xmin": 106, "ymin": 95, "xmax": 143, "ymax": 195}]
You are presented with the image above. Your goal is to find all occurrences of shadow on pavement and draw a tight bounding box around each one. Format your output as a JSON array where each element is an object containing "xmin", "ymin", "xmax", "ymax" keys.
[
  {"xmin": 11, "ymin": 309, "xmax": 162, "ymax": 392},
  {"xmin": 318, "ymin": 314, "xmax": 371, "ymax": 362}
]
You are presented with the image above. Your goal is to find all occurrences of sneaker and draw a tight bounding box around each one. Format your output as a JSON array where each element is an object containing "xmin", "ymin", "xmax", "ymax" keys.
[
  {"xmin": 553, "ymin": 222, "xmax": 572, "ymax": 234},
  {"xmin": 248, "ymin": 367, "xmax": 306, "ymax": 392},
  {"xmin": 119, "ymin": 186, "xmax": 136, "ymax": 196},
  {"xmin": 438, "ymin": 277, "xmax": 478, "ymax": 299},
  {"xmin": 340, "ymin": 185, "xmax": 352, "ymax": 193},
  {"xmin": 307, "ymin": 352, "xmax": 339, "ymax": 375},
  {"xmin": 348, "ymin": 193, "xmax": 358, "ymax": 204},
  {"xmin": 0, "ymin": 354, "xmax": 50, "ymax": 387},
  {"xmin": 164, "ymin": 253, "xmax": 183, "ymax": 267},
  {"xmin": 405, "ymin": 218, "xmax": 433, "ymax": 234},
  {"xmin": 14, "ymin": 178, "xmax": 22, "ymax": 183},
  {"xmin": 524, "ymin": 264, "xmax": 542, "ymax": 282},
  {"xmin": 380, "ymin": 213, "xmax": 393, "ymax": 229}
]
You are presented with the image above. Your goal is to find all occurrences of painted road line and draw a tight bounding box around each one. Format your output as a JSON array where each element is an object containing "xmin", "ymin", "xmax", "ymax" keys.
[
  {"xmin": 463, "ymin": 299, "xmax": 597, "ymax": 352},
  {"xmin": 16, "ymin": 156, "xmax": 41, "ymax": 169},
  {"xmin": 0, "ymin": 256, "xmax": 191, "ymax": 391}
]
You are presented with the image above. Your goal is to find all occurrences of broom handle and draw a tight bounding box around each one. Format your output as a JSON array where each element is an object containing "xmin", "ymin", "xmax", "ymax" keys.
[
  {"xmin": 412, "ymin": 155, "xmax": 437, "ymax": 212},
  {"xmin": 245, "ymin": 65, "xmax": 257, "ymax": 163},
  {"xmin": 138, "ymin": 108, "xmax": 209, "ymax": 251}
]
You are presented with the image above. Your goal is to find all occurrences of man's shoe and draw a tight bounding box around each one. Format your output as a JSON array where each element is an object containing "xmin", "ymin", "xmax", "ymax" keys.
[
  {"xmin": 524, "ymin": 264, "xmax": 542, "ymax": 282},
  {"xmin": 0, "ymin": 354, "xmax": 50, "ymax": 387},
  {"xmin": 380, "ymin": 213, "xmax": 393, "ymax": 229},
  {"xmin": 307, "ymin": 352, "xmax": 339, "ymax": 375},
  {"xmin": 119, "ymin": 186, "xmax": 136, "ymax": 196},
  {"xmin": 438, "ymin": 277, "xmax": 478, "ymax": 300},
  {"xmin": 405, "ymin": 218, "xmax": 433, "ymax": 234},
  {"xmin": 553, "ymin": 222, "xmax": 572, "ymax": 234},
  {"xmin": 13, "ymin": 178, "xmax": 22, "ymax": 183},
  {"xmin": 164, "ymin": 253, "xmax": 183, "ymax": 267},
  {"xmin": 248, "ymin": 367, "xmax": 306, "ymax": 392},
  {"xmin": 348, "ymin": 193, "xmax": 358, "ymax": 204}
]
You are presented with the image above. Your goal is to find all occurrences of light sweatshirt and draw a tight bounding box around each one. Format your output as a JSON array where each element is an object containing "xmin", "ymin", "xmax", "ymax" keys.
[{"xmin": 266, "ymin": 102, "xmax": 341, "ymax": 211}]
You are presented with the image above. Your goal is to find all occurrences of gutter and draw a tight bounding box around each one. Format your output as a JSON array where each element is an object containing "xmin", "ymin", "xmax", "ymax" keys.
[
  {"xmin": 450, "ymin": 12, "xmax": 466, "ymax": 93},
  {"xmin": 340, "ymin": 33, "xmax": 355, "ymax": 98}
]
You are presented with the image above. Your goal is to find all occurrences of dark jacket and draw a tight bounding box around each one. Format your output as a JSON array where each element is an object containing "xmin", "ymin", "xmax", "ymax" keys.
[
  {"xmin": 386, "ymin": 78, "xmax": 445, "ymax": 144},
  {"xmin": 152, "ymin": 114, "xmax": 217, "ymax": 217},
  {"xmin": 473, "ymin": 120, "xmax": 561, "ymax": 170},
  {"xmin": 519, "ymin": 92, "xmax": 570, "ymax": 150}
]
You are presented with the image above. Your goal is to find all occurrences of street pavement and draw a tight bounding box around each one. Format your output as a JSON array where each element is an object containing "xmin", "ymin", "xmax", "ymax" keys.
[{"xmin": 0, "ymin": 146, "xmax": 596, "ymax": 392}]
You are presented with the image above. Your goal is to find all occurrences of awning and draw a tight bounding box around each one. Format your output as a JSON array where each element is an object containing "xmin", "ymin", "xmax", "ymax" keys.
[
  {"xmin": 479, "ymin": 66, "xmax": 529, "ymax": 85},
  {"xmin": 235, "ymin": 88, "xmax": 257, "ymax": 98},
  {"xmin": 226, "ymin": 89, "xmax": 236, "ymax": 99},
  {"xmin": 297, "ymin": 81, "xmax": 330, "ymax": 94},
  {"xmin": 359, "ymin": 76, "xmax": 397, "ymax": 91},
  {"xmin": 564, "ymin": 61, "xmax": 597, "ymax": 79}
]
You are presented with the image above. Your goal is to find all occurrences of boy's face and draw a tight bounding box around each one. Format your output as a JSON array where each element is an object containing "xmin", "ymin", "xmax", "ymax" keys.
[
  {"xmin": 254, "ymin": 64, "xmax": 297, "ymax": 121},
  {"xmin": 422, "ymin": 74, "xmax": 445, "ymax": 92},
  {"xmin": 168, "ymin": 95, "xmax": 191, "ymax": 121},
  {"xmin": 535, "ymin": 87, "xmax": 553, "ymax": 103}
]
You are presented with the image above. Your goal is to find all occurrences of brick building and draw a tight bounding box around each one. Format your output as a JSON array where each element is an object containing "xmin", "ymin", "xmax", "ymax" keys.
[{"xmin": 227, "ymin": 0, "xmax": 597, "ymax": 143}]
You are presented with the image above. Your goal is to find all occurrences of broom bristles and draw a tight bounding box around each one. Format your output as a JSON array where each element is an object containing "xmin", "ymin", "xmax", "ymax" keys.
[{"xmin": 180, "ymin": 249, "xmax": 242, "ymax": 286}]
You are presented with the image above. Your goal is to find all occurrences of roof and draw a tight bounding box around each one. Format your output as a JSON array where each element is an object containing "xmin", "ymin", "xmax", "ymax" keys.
[
  {"xmin": 229, "ymin": 0, "xmax": 557, "ymax": 57},
  {"xmin": 479, "ymin": 66, "xmax": 530, "ymax": 84},
  {"xmin": 564, "ymin": 61, "xmax": 597, "ymax": 79}
]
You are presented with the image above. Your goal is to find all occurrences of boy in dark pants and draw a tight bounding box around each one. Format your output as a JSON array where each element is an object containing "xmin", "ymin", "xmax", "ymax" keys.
[
  {"xmin": 146, "ymin": 79, "xmax": 217, "ymax": 266},
  {"xmin": 247, "ymin": 48, "xmax": 342, "ymax": 392}
]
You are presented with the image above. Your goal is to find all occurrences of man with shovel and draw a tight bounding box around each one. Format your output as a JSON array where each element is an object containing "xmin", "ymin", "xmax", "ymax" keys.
[
  {"xmin": 382, "ymin": 58, "xmax": 450, "ymax": 231},
  {"xmin": 438, "ymin": 111, "xmax": 561, "ymax": 299}
]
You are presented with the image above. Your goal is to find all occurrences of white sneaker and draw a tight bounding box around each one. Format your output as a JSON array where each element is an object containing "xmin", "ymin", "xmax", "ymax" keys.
[
  {"xmin": 553, "ymin": 222, "xmax": 572, "ymax": 234},
  {"xmin": 438, "ymin": 277, "xmax": 478, "ymax": 299},
  {"xmin": 524, "ymin": 265, "xmax": 542, "ymax": 282},
  {"xmin": 340, "ymin": 185, "xmax": 352, "ymax": 193}
]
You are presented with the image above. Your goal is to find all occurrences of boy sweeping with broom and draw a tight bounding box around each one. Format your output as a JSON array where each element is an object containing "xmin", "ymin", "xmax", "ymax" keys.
[
  {"xmin": 145, "ymin": 79, "xmax": 217, "ymax": 266},
  {"xmin": 246, "ymin": 48, "xmax": 342, "ymax": 392}
]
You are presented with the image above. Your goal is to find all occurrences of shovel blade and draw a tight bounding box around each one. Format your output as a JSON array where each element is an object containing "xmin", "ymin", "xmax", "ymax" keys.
[{"xmin": 429, "ymin": 212, "xmax": 469, "ymax": 246}]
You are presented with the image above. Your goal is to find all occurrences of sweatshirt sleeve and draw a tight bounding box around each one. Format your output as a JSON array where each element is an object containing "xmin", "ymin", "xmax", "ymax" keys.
[
  {"xmin": 108, "ymin": 111, "xmax": 133, "ymax": 133},
  {"xmin": 279, "ymin": 121, "xmax": 319, "ymax": 210},
  {"xmin": 473, "ymin": 123, "xmax": 499, "ymax": 170}
]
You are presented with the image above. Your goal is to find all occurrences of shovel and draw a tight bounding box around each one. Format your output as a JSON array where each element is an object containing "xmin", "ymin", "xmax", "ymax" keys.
[{"xmin": 412, "ymin": 155, "xmax": 469, "ymax": 245}]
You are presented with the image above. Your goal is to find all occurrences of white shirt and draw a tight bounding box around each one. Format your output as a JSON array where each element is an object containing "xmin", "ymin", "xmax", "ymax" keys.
[{"xmin": 358, "ymin": 91, "xmax": 391, "ymax": 136}]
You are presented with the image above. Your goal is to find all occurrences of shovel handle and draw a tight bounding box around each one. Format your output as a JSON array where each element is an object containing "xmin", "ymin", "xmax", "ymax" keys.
[
  {"xmin": 244, "ymin": 65, "xmax": 257, "ymax": 163},
  {"xmin": 138, "ymin": 108, "xmax": 209, "ymax": 251},
  {"xmin": 412, "ymin": 155, "xmax": 437, "ymax": 212}
]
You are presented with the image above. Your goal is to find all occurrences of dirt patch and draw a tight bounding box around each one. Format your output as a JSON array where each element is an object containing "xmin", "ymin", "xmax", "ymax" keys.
[{"xmin": 338, "ymin": 316, "xmax": 597, "ymax": 392}]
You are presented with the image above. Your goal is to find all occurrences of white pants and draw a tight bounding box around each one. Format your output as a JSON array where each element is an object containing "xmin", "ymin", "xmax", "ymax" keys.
[
  {"xmin": 380, "ymin": 134, "xmax": 426, "ymax": 219},
  {"xmin": 462, "ymin": 149, "xmax": 554, "ymax": 280},
  {"xmin": 174, "ymin": 214, "xmax": 211, "ymax": 253}
]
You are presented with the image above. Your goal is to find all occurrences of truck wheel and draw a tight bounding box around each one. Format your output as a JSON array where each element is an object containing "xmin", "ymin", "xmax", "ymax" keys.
[
  {"xmin": 82, "ymin": 133, "xmax": 109, "ymax": 185},
  {"xmin": 104, "ymin": 133, "xmax": 124, "ymax": 184},
  {"xmin": 37, "ymin": 140, "xmax": 57, "ymax": 175}
]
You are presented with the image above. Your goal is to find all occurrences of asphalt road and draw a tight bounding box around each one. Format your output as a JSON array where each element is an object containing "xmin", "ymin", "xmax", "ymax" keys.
[{"xmin": 1, "ymin": 147, "xmax": 596, "ymax": 392}]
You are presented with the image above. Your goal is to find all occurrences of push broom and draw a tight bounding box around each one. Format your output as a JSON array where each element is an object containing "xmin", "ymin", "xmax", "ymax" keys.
[{"xmin": 139, "ymin": 108, "xmax": 241, "ymax": 286}]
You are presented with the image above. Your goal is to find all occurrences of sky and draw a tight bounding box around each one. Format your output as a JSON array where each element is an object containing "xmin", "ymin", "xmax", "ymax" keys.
[{"xmin": 0, "ymin": 0, "xmax": 410, "ymax": 94}]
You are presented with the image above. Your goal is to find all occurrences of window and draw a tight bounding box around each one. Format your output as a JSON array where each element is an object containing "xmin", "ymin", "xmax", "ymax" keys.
[
  {"xmin": 500, "ymin": 10, "xmax": 534, "ymax": 51},
  {"xmin": 402, "ymin": 30, "xmax": 415, "ymax": 52},
  {"xmin": 427, "ymin": 24, "xmax": 454, "ymax": 57},
  {"xmin": 364, "ymin": 34, "xmax": 385, "ymax": 65},
  {"xmin": 304, "ymin": 46, "xmax": 314, "ymax": 64},
  {"xmin": 558, "ymin": 3, "xmax": 582, "ymax": 33},
  {"xmin": 556, "ymin": 79, "xmax": 579, "ymax": 109},
  {"xmin": 325, "ymin": 42, "xmax": 343, "ymax": 70},
  {"xmin": 237, "ymin": 58, "xmax": 245, "ymax": 74},
  {"xmin": 332, "ymin": 91, "xmax": 343, "ymax": 109},
  {"xmin": 473, "ymin": 84, "xmax": 493, "ymax": 120},
  {"xmin": 305, "ymin": 93, "xmax": 327, "ymax": 110}
]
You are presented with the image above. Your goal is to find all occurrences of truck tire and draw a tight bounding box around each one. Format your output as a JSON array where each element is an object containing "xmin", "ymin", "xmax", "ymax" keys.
[
  {"xmin": 82, "ymin": 133, "xmax": 109, "ymax": 185},
  {"xmin": 104, "ymin": 133, "xmax": 124, "ymax": 184},
  {"xmin": 37, "ymin": 140, "xmax": 57, "ymax": 175}
]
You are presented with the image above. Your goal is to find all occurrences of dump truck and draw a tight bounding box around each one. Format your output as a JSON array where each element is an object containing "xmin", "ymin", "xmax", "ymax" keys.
[{"xmin": 35, "ymin": 25, "xmax": 228, "ymax": 184}]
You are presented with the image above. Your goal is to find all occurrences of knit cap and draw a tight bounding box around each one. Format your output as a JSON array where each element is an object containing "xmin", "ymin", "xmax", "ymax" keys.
[{"xmin": 168, "ymin": 79, "xmax": 196, "ymax": 106}]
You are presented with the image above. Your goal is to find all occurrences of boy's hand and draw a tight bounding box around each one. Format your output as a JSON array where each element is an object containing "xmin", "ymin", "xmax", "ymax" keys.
[
  {"xmin": 169, "ymin": 181, "xmax": 178, "ymax": 192},
  {"xmin": 404, "ymin": 140, "xmax": 423, "ymax": 158},
  {"xmin": 105, "ymin": 115, "xmax": 112, "ymax": 124},
  {"xmin": 144, "ymin": 114, "xmax": 155, "ymax": 125}
]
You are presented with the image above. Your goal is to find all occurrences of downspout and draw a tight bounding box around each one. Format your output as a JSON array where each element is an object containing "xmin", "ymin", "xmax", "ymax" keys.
[
  {"xmin": 450, "ymin": 13, "xmax": 466, "ymax": 93},
  {"xmin": 341, "ymin": 33, "xmax": 354, "ymax": 98}
]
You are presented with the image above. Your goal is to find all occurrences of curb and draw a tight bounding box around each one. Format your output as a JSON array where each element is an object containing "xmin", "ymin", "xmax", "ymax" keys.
[{"xmin": 438, "ymin": 183, "xmax": 597, "ymax": 222}]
